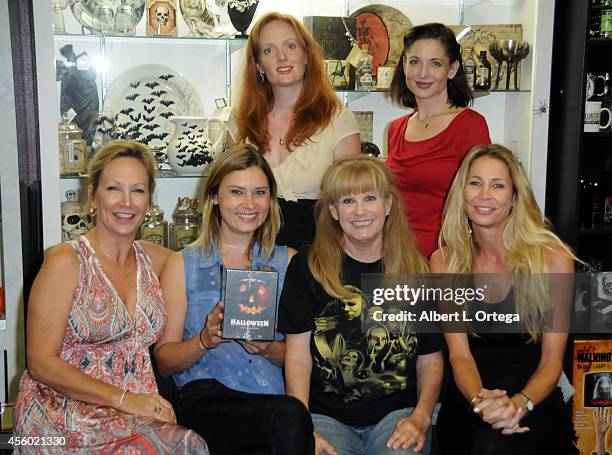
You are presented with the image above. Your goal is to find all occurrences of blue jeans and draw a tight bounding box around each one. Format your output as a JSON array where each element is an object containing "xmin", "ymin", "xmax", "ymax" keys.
[{"xmin": 312, "ymin": 407, "xmax": 432, "ymax": 455}]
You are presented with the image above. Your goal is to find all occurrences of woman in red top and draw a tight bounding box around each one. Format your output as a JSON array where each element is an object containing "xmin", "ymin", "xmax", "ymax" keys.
[{"xmin": 386, "ymin": 23, "xmax": 491, "ymax": 258}]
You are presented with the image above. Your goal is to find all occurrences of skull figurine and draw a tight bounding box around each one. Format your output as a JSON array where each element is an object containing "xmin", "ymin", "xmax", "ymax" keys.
[
  {"xmin": 155, "ymin": 5, "xmax": 170, "ymax": 26},
  {"xmin": 61, "ymin": 190, "xmax": 92, "ymax": 241}
]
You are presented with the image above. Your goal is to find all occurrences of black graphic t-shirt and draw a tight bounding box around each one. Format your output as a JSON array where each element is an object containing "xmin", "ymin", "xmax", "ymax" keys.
[{"xmin": 278, "ymin": 248, "xmax": 443, "ymax": 427}]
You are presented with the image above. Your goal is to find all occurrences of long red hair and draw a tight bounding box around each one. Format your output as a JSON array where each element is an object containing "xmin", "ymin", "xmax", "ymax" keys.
[{"xmin": 235, "ymin": 12, "xmax": 340, "ymax": 153}]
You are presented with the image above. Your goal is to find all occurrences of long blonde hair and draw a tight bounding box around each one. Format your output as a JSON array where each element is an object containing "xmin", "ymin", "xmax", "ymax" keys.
[
  {"xmin": 190, "ymin": 144, "xmax": 280, "ymax": 261},
  {"xmin": 439, "ymin": 144, "xmax": 577, "ymax": 340},
  {"xmin": 309, "ymin": 155, "xmax": 428, "ymax": 300}
]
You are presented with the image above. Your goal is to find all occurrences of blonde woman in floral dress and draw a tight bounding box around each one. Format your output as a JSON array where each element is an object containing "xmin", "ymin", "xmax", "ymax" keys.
[{"xmin": 13, "ymin": 141, "xmax": 207, "ymax": 454}]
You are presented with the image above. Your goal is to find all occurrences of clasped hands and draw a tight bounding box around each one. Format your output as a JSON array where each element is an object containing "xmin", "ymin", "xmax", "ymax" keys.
[{"xmin": 471, "ymin": 388, "xmax": 530, "ymax": 435}]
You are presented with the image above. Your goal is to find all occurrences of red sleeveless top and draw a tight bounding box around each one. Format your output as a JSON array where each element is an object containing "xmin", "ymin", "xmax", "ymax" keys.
[{"xmin": 386, "ymin": 109, "xmax": 490, "ymax": 258}]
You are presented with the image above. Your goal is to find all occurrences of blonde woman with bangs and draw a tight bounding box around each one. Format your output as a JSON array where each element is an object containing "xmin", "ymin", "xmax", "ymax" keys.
[
  {"xmin": 279, "ymin": 155, "xmax": 444, "ymax": 455},
  {"xmin": 155, "ymin": 144, "xmax": 314, "ymax": 454},
  {"xmin": 432, "ymin": 144, "xmax": 577, "ymax": 455}
]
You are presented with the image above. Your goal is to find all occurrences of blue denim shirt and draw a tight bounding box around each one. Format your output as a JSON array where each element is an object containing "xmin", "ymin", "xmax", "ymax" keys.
[{"xmin": 173, "ymin": 243, "xmax": 289, "ymax": 395}]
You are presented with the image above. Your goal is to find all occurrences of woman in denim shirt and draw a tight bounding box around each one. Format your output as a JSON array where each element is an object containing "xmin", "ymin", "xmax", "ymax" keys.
[{"xmin": 154, "ymin": 144, "xmax": 314, "ymax": 454}]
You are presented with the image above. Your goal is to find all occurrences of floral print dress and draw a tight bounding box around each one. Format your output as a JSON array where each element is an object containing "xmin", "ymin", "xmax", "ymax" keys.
[{"xmin": 13, "ymin": 236, "xmax": 208, "ymax": 454}]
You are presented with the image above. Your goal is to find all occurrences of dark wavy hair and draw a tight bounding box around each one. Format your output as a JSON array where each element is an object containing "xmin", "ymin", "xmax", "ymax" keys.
[{"xmin": 390, "ymin": 22, "xmax": 473, "ymax": 108}]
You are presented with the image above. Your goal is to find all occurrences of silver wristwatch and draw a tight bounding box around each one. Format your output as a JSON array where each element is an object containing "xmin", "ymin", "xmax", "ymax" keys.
[{"xmin": 517, "ymin": 392, "xmax": 534, "ymax": 413}]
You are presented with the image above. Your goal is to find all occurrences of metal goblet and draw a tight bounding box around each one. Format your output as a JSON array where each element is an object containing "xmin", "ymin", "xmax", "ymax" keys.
[
  {"xmin": 488, "ymin": 41, "xmax": 505, "ymax": 90},
  {"xmin": 495, "ymin": 39, "xmax": 530, "ymax": 91},
  {"xmin": 498, "ymin": 39, "xmax": 519, "ymax": 90},
  {"xmin": 512, "ymin": 41, "xmax": 530, "ymax": 91}
]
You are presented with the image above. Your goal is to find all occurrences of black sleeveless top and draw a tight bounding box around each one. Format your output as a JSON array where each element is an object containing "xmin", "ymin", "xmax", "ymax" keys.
[{"xmin": 437, "ymin": 289, "xmax": 574, "ymax": 455}]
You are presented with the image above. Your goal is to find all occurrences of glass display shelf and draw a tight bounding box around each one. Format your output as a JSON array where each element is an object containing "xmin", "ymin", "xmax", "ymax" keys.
[
  {"xmin": 340, "ymin": 88, "xmax": 531, "ymax": 102},
  {"xmin": 580, "ymin": 226, "xmax": 612, "ymax": 237},
  {"xmin": 60, "ymin": 173, "xmax": 206, "ymax": 179},
  {"xmin": 584, "ymin": 131, "xmax": 612, "ymax": 138},
  {"xmin": 53, "ymin": 32, "xmax": 249, "ymax": 51},
  {"xmin": 589, "ymin": 38, "xmax": 612, "ymax": 46}
]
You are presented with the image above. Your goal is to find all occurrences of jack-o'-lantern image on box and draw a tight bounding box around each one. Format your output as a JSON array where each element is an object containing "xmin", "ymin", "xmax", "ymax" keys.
[{"xmin": 222, "ymin": 269, "xmax": 279, "ymax": 341}]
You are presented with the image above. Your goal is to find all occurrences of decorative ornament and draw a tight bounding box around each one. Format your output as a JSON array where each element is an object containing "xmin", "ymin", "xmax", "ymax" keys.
[
  {"xmin": 227, "ymin": 0, "xmax": 258, "ymax": 37},
  {"xmin": 167, "ymin": 116, "xmax": 224, "ymax": 175}
]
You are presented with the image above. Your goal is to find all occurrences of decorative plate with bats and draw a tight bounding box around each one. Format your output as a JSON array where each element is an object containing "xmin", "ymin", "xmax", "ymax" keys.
[{"xmin": 103, "ymin": 64, "xmax": 203, "ymax": 149}]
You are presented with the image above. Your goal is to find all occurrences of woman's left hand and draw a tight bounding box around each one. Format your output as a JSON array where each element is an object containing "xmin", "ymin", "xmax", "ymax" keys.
[
  {"xmin": 386, "ymin": 412, "xmax": 429, "ymax": 451},
  {"xmin": 238, "ymin": 340, "xmax": 272, "ymax": 356},
  {"xmin": 238, "ymin": 339, "xmax": 285, "ymax": 366},
  {"xmin": 495, "ymin": 407, "xmax": 530, "ymax": 435},
  {"xmin": 489, "ymin": 396, "xmax": 529, "ymax": 434}
]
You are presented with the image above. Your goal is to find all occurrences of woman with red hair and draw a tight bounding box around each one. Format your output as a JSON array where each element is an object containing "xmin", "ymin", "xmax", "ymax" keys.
[{"xmin": 233, "ymin": 12, "xmax": 360, "ymax": 249}]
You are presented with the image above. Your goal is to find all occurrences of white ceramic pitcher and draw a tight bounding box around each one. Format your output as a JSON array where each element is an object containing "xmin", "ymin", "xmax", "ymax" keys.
[{"xmin": 167, "ymin": 116, "xmax": 224, "ymax": 175}]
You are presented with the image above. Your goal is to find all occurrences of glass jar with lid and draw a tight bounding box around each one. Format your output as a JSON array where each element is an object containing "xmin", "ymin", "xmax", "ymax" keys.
[
  {"xmin": 170, "ymin": 197, "xmax": 200, "ymax": 251},
  {"xmin": 141, "ymin": 204, "xmax": 168, "ymax": 247},
  {"xmin": 58, "ymin": 119, "xmax": 87, "ymax": 175}
]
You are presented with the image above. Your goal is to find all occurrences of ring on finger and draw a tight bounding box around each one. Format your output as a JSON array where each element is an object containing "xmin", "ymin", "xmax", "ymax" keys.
[{"xmin": 154, "ymin": 405, "xmax": 162, "ymax": 414}]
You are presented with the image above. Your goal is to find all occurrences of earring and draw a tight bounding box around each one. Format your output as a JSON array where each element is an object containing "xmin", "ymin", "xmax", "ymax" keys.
[
  {"xmin": 89, "ymin": 206, "xmax": 97, "ymax": 216},
  {"xmin": 303, "ymin": 63, "xmax": 307, "ymax": 76},
  {"xmin": 259, "ymin": 71, "xmax": 265, "ymax": 83}
]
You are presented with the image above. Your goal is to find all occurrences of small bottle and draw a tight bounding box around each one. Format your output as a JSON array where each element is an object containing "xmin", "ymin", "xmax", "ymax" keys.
[
  {"xmin": 170, "ymin": 197, "xmax": 200, "ymax": 251},
  {"xmin": 604, "ymin": 197, "xmax": 612, "ymax": 224},
  {"xmin": 463, "ymin": 47, "xmax": 476, "ymax": 90},
  {"xmin": 141, "ymin": 204, "xmax": 168, "ymax": 247},
  {"xmin": 474, "ymin": 51, "xmax": 491, "ymax": 91},
  {"xmin": 355, "ymin": 44, "xmax": 373, "ymax": 91},
  {"xmin": 58, "ymin": 116, "xmax": 87, "ymax": 176}
]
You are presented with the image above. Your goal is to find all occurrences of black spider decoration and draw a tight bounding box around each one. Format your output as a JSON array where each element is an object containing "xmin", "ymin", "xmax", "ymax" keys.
[{"xmin": 533, "ymin": 99, "xmax": 549, "ymax": 117}]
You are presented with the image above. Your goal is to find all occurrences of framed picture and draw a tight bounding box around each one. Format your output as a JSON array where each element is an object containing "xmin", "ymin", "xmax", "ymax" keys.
[
  {"xmin": 324, "ymin": 60, "xmax": 350, "ymax": 89},
  {"xmin": 376, "ymin": 66, "xmax": 395, "ymax": 89},
  {"xmin": 146, "ymin": 0, "xmax": 178, "ymax": 37},
  {"xmin": 352, "ymin": 111, "xmax": 373, "ymax": 143}
]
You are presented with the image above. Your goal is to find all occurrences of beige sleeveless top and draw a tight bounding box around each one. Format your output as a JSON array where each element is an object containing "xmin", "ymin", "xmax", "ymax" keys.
[{"xmin": 229, "ymin": 106, "xmax": 359, "ymax": 201}]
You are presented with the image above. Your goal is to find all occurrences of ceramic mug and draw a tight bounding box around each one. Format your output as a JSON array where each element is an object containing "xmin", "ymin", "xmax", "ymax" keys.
[
  {"xmin": 584, "ymin": 101, "xmax": 612, "ymax": 132},
  {"xmin": 586, "ymin": 73, "xmax": 606, "ymax": 99}
]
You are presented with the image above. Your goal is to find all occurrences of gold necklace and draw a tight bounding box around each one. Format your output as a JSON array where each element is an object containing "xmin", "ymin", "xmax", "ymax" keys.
[
  {"xmin": 90, "ymin": 235, "xmax": 134, "ymax": 277},
  {"xmin": 271, "ymin": 109, "xmax": 291, "ymax": 147},
  {"xmin": 416, "ymin": 107, "xmax": 456, "ymax": 129}
]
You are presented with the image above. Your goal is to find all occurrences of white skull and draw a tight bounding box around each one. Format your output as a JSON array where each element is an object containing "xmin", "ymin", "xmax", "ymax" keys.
[
  {"xmin": 61, "ymin": 211, "xmax": 92, "ymax": 241},
  {"xmin": 61, "ymin": 198, "xmax": 92, "ymax": 241},
  {"xmin": 155, "ymin": 5, "xmax": 170, "ymax": 26}
]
